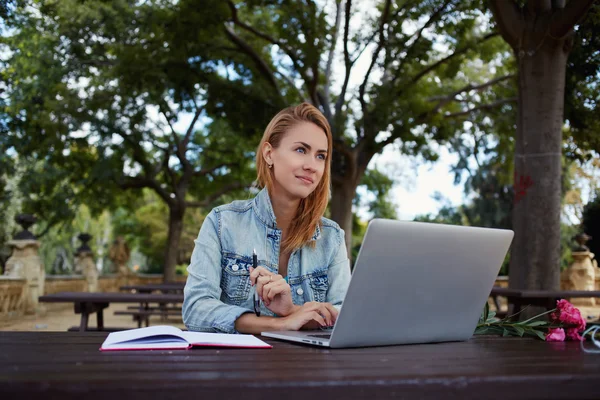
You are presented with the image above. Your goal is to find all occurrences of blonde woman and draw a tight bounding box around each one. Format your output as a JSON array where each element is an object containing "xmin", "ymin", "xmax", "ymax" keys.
[{"xmin": 183, "ymin": 103, "xmax": 351, "ymax": 334}]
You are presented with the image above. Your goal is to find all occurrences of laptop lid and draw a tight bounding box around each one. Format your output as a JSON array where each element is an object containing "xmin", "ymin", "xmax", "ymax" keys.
[{"xmin": 327, "ymin": 219, "xmax": 513, "ymax": 348}]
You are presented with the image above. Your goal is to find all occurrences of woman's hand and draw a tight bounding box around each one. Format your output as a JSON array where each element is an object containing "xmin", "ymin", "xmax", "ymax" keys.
[
  {"xmin": 249, "ymin": 266, "xmax": 295, "ymax": 317},
  {"xmin": 278, "ymin": 301, "xmax": 339, "ymax": 331}
]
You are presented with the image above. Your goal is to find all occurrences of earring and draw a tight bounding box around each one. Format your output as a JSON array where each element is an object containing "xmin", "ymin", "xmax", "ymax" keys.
[{"xmin": 268, "ymin": 163, "xmax": 273, "ymax": 169}]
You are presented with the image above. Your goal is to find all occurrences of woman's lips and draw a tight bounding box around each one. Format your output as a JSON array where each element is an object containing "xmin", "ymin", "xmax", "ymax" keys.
[{"xmin": 296, "ymin": 176, "xmax": 314, "ymax": 184}]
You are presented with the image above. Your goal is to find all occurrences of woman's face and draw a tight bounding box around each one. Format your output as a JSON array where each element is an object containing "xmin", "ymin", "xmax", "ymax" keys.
[{"xmin": 265, "ymin": 121, "xmax": 328, "ymax": 201}]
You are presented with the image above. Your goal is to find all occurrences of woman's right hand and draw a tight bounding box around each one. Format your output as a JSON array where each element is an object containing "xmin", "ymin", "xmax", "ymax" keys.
[{"xmin": 278, "ymin": 301, "xmax": 338, "ymax": 331}]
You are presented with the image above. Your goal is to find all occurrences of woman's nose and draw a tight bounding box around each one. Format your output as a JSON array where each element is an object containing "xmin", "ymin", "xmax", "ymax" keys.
[{"xmin": 303, "ymin": 160, "xmax": 317, "ymax": 172}]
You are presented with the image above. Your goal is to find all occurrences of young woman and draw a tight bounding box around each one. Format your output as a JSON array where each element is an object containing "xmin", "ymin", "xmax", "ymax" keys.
[{"xmin": 182, "ymin": 103, "xmax": 351, "ymax": 335}]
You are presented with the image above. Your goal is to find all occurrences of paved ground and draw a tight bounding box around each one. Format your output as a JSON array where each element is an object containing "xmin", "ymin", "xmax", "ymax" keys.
[
  {"xmin": 2, "ymin": 302, "xmax": 598, "ymax": 332},
  {"xmin": 0, "ymin": 303, "xmax": 185, "ymax": 331}
]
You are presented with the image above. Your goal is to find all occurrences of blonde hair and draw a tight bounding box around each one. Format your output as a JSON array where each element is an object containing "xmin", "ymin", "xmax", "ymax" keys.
[{"xmin": 256, "ymin": 103, "xmax": 333, "ymax": 253}]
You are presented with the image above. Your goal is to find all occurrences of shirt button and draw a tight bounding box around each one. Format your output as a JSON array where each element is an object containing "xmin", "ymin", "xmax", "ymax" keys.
[
  {"xmin": 231, "ymin": 264, "xmax": 239, "ymax": 272},
  {"xmin": 296, "ymin": 288, "xmax": 304, "ymax": 295}
]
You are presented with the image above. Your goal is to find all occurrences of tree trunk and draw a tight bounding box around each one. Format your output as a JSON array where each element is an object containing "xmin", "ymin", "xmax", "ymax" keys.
[
  {"xmin": 163, "ymin": 205, "xmax": 185, "ymax": 283},
  {"xmin": 509, "ymin": 37, "xmax": 569, "ymax": 291},
  {"xmin": 330, "ymin": 178, "xmax": 356, "ymax": 255}
]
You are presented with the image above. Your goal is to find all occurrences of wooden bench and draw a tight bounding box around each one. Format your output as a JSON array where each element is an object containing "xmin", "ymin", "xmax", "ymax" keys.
[
  {"xmin": 114, "ymin": 309, "xmax": 182, "ymax": 328},
  {"xmin": 38, "ymin": 292, "xmax": 183, "ymax": 332}
]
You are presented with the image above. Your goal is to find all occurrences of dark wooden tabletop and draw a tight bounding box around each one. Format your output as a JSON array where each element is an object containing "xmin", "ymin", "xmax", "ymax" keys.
[
  {"xmin": 491, "ymin": 287, "xmax": 600, "ymax": 298},
  {"xmin": 39, "ymin": 292, "xmax": 184, "ymax": 304},
  {"xmin": 1, "ymin": 331, "xmax": 600, "ymax": 400}
]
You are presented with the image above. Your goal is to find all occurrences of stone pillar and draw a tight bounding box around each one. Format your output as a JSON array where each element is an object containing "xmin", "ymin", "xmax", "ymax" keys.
[
  {"xmin": 3, "ymin": 214, "xmax": 45, "ymax": 314},
  {"xmin": 109, "ymin": 236, "xmax": 132, "ymax": 283},
  {"xmin": 563, "ymin": 233, "xmax": 597, "ymax": 307},
  {"xmin": 74, "ymin": 233, "xmax": 98, "ymax": 292}
]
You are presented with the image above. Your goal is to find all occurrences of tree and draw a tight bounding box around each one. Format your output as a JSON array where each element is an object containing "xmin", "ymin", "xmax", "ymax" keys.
[
  {"xmin": 221, "ymin": 0, "xmax": 513, "ymax": 252},
  {"xmin": 489, "ymin": 0, "xmax": 597, "ymax": 291},
  {"xmin": 0, "ymin": 0, "xmax": 263, "ymax": 281},
  {"xmin": 582, "ymin": 191, "xmax": 600, "ymax": 261}
]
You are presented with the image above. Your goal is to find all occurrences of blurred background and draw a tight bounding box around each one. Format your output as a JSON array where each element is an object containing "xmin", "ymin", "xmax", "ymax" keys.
[{"xmin": 1, "ymin": 0, "xmax": 599, "ymax": 288}]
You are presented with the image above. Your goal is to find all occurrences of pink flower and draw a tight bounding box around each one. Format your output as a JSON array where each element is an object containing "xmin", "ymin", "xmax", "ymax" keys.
[
  {"xmin": 551, "ymin": 300, "xmax": 586, "ymax": 331},
  {"xmin": 546, "ymin": 328, "xmax": 566, "ymax": 342},
  {"xmin": 565, "ymin": 328, "xmax": 584, "ymax": 342}
]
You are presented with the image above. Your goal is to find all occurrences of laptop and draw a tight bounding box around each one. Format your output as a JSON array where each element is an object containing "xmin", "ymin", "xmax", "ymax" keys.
[{"xmin": 261, "ymin": 218, "xmax": 513, "ymax": 348}]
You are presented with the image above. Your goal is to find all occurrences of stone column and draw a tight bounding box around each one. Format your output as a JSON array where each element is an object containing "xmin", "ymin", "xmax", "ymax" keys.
[
  {"xmin": 563, "ymin": 233, "xmax": 596, "ymax": 307},
  {"xmin": 74, "ymin": 233, "xmax": 98, "ymax": 292},
  {"xmin": 109, "ymin": 236, "xmax": 132, "ymax": 285},
  {"xmin": 3, "ymin": 214, "xmax": 45, "ymax": 314}
]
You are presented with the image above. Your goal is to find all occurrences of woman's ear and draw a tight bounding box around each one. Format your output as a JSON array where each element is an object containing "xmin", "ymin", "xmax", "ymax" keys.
[{"xmin": 262, "ymin": 142, "xmax": 274, "ymax": 167}]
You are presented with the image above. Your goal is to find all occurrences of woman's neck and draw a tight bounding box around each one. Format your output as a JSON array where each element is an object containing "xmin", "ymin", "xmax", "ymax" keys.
[{"xmin": 269, "ymin": 188, "xmax": 299, "ymax": 234}]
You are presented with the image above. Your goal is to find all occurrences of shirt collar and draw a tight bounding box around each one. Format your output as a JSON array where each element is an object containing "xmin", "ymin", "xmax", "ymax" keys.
[{"xmin": 253, "ymin": 188, "xmax": 321, "ymax": 241}]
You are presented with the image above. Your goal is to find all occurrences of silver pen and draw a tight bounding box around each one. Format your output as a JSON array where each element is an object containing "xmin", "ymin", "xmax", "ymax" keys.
[{"xmin": 253, "ymin": 248, "xmax": 261, "ymax": 317}]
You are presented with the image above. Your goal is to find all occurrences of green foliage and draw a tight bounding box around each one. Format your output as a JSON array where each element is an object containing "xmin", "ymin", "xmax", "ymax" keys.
[
  {"xmin": 564, "ymin": 2, "xmax": 600, "ymax": 159},
  {"xmin": 582, "ymin": 191, "xmax": 600, "ymax": 260},
  {"xmin": 111, "ymin": 190, "xmax": 206, "ymax": 272},
  {"xmin": 1, "ymin": 0, "xmax": 263, "ymax": 277},
  {"xmin": 355, "ymin": 168, "xmax": 398, "ymax": 220}
]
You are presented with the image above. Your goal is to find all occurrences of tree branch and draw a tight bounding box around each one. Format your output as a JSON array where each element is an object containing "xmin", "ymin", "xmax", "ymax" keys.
[
  {"xmin": 488, "ymin": 0, "xmax": 524, "ymax": 48},
  {"xmin": 119, "ymin": 176, "xmax": 173, "ymax": 204},
  {"xmin": 334, "ymin": 0, "xmax": 353, "ymax": 122},
  {"xmin": 193, "ymin": 162, "xmax": 237, "ymax": 177},
  {"xmin": 427, "ymin": 74, "xmax": 516, "ymax": 112},
  {"xmin": 162, "ymin": 150, "xmax": 178, "ymax": 191},
  {"xmin": 223, "ymin": 25, "xmax": 280, "ymax": 92},
  {"xmin": 323, "ymin": 0, "xmax": 343, "ymax": 121},
  {"xmin": 182, "ymin": 104, "xmax": 203, "ymax": 152},
  {"xmin": 528, "ymin": 0, "xmax": 552, "ymax": 15},
  {"xmin": 395, "ymin": 0, "xmax": 455, "ymax": 75},
  {"xmin": 226, "ymin": 0, "xmax": 311, "ymax": 94},
  {"xmin": 549, "ymin": 0, "xmax": 596, "ymax": 38},
  {"xmin": 159, "ymin": 106, "xmax": 178, "ymax": 142},
  {"xmin": 186, "ymin": 181, "xmax": 247, "ymax": 208},
  {"xmin": 358, "ymin": 0, "xmax": 392, "ymax": 114},
  {"xmin": 444, "ymin": 97, "xmax": 517, "ymax": 119},
  {"xmin": 402, "ymin": 32, "xmax": 499, "ymax": 89}
]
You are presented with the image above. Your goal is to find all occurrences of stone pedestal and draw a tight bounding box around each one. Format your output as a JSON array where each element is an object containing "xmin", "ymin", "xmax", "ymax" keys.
[
  {"xmin": 109, "ymin": 236, "xmax": 131, "ymax": 280},
  {"xmin": 564, "ymin": 250, "xmax": 597, "ymax": 307},
  {"xmin": 3, "ymin": 240, "xmax": 45, "ymax": 314},
  {"xmin": 75, "ymin": 250, "xmax": 98, "ymax": 292}
]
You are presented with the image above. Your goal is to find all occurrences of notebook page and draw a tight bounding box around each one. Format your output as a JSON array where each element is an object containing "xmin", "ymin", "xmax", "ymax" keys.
[
  {"xmin": 101, "ymin": 341, "xmax": 190, "ymax": 350},
  {"xmin": 180, "ymin": 331, "xmax": 272, "ymax": 348},
  {"xmin": 102, "ymin": 325, "xmax": 185, "ymax": 347}
]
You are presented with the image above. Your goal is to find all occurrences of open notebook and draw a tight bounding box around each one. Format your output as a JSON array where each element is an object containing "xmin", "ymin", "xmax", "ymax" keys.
[{"xmin": 100, "ymin": 325, "xmax": 272, "ymax": 351}]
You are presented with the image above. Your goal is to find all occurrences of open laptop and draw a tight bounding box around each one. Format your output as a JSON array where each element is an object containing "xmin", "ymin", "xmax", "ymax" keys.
[{"xmin": 261, "ymin": 218, "xmax": 513, "ymax": 348}]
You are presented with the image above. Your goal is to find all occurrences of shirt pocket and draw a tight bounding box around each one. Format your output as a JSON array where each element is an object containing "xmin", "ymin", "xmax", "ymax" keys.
[
  {"xmin": 220, "ymin": 253, "xmax": 252, "ymax": 306},
  {"xmin": 308, "ymin": 270, "xmax": 329, "ymax": 303}
]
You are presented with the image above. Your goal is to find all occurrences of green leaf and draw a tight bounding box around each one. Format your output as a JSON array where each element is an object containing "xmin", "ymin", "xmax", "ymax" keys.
[
  {"xmin": 514, "ymin": 326, "xmax": 525, "ymax": 337},
  {"xmin": 474, "ymin": 326, "xmax": 489, "ymax": 335},
  {"xmin": 526, "ymin": 321, "xmax": 548, "ymax": 327},
  {"xmin": 486, "ymin": 311, "xmax": 497, "ymax": 321},
  {"xmin": 531, "ymin": 329, "xmax": 546, "ymax": 341},
  {"xmin": 502, "ymin": 328, "xmax": 510, "ymax": 337}
]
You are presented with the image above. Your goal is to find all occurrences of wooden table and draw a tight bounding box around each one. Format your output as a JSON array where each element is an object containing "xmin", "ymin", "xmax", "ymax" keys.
[
  {"xmin": 119, "ymin": 282, "xmax": 185, "ymax": 293},
  {"xmin": 1, "ymin": 332, "xmax": 600, "ymax": 400},
  {"xmin": 38, "ymin": 292, "xmax": 183, "ymax": 332},
  {"xmin": 490, "ymin": 287, "xmax": 600, "ymax": 316}
]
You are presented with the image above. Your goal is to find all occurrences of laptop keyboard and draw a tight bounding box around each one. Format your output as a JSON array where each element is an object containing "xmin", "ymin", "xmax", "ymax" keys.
[{"xmin": 308, "ymin": 334, "xmax": 331, "ymax": 339}]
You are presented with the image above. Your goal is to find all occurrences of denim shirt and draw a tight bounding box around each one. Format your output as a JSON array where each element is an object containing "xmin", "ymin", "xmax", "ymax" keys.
[{"xmin": 182, "ymin": 188, "xmax": 351, "ymax": 333}]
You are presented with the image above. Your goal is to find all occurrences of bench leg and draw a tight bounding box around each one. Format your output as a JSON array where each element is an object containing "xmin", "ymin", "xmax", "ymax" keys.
[
  {"xmin": 79, "ymin": 309, "xmax": 89, "ymax": 332},
  {"xmin": 97, "ymin": 309, "xmax": 104, "ymax": 330}
]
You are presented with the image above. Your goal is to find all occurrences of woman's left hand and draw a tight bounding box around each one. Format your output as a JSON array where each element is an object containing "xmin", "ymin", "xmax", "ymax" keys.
[{"xmin": 250, "ymin": 266, "xmax": 296, "ymax": 317}]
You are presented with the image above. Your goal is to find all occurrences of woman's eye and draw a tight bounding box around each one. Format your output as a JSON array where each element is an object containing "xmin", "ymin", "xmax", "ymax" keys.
[
  {"xmin": 295, "ymin": 147, "xmax": 306, "ymax": 154},
  {"xmin": 317, "ymin": 154, "xmax": 326, "ymax": 160}
]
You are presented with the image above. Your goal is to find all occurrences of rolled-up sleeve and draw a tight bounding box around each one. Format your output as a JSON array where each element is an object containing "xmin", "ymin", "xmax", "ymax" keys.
[
  {"xmin": 182, "ymin": 210, "xmax": 251, "ymax": 333},
  {"xmin": 326, "ymin": 229, "xmax": 351, "ymax": 311}
]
